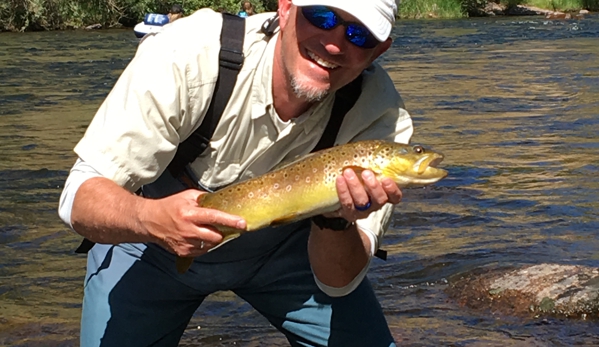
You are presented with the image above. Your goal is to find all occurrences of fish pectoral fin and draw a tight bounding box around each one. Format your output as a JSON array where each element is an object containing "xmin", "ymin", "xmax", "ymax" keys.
[
  {"xmin": 342, "ymin": 166, "xmax": 369, "ymax": 180},
  {"xmin": 176, "ymin": 256, "xmax": 194, "ymax": 274},
  {"xmin": 221, "ymin": 232, "xmax": 241, "ymax": 243}
]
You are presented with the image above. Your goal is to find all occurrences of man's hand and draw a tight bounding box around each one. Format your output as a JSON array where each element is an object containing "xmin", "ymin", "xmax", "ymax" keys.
[
  {"xmin": 139, "ymin": 189, "xmax": 246, "ymax": 258},
  {"xmin": 325, "ymin": 168, "xmax": 402, "ymax": 221},
  {"xmin": 71, "ymin": 177, "xmax": 246, "ymax": 258},
  {"xmin": 308, "ymin": 168, "xmax": 402, "ymax": 289}
]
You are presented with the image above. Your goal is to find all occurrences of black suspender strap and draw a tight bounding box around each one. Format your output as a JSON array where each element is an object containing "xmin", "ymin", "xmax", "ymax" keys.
[
  {"xmin": 167, "ymin": 13, "xmax": 246, "ymax": 178},
  {"xmin": 75, "ymin": 238, "xmax": 95, "ymax": 254},
  {"xmin": 75, "ymin": 14, "xmax": 246, "ymax": 255},
  {"xmin": 310, "ymin": 75, "xmax": 388, "ymax": 261},
  {"xmin": 311, "ymin": 75, "xmax": 363, "ymax": 153}
]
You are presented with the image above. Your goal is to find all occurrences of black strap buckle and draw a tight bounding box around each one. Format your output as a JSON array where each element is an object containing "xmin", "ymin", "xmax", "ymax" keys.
[{"xmin": 374, "ymin": 249, "xmax": 388, "ymax": 261}]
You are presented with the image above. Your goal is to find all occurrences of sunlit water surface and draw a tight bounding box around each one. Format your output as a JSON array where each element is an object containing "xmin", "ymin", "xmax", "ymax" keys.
[{"xmin": 1, "ymin": 14, "xmax": 598, "ymax": 347}]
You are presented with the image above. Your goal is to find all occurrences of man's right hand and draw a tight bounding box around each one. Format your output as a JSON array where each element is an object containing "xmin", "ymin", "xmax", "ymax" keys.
[
  {"xmin": 140, "ymin": 189, "xmax": 246, "ymax": 257},
  {"xmin": 71, "ymin": 177, "xmax": 246, "ymax": 258}
]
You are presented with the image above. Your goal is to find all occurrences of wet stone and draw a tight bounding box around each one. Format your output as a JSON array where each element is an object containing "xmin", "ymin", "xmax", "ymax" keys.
[{"xmin": 446, "ymin": 263, "xmax": 599, "ymax": 319}]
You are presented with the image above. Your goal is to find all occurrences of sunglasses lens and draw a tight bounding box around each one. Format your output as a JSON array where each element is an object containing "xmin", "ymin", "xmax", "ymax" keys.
[
  {"xmin": 303, "ymin": 6, "xmax": 337, "ymax": 30},
  {"xmin": 346, "ymin": 24, "xmax": 370, "ymax": 48},
  {"xmin": 301, "ymin": 6, "xmax": 380, "ymax": 49}
]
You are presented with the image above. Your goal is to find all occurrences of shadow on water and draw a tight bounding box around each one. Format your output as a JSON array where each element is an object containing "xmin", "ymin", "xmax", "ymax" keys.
[{"xmin": 1, "ymin": 14, "xmax": 598, "ymax": 346}]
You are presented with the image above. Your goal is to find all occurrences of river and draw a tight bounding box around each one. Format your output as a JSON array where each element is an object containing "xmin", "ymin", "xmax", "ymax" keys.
[{"xmin": 0, "ymin": 13, "xmax": 598, "ymax": 347}]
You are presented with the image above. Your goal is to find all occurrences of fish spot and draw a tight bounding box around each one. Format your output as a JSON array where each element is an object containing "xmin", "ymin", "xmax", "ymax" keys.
[
  {"xmin": 305, "ymin": 177, "xmax": 311, "ymax": 183},
  {"xmin": 286, "ymin": 185, "xmax": 292, "ymax": 192},
  {"xmin": 295, "ymin": 175, "xmax": 300, "ymax": 181},
  {"xmin": 248, "ymin": 192, "xmax": 254, "ymax": 198},
  {"xmin": 273, "ymin": 183, "xmax": 279, "ymax": 189}
]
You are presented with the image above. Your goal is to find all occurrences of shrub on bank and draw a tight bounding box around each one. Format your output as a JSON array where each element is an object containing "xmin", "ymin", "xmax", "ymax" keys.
[
  {"xmin": 399, "ymin": 0, "xmax": 467, "ymax": 18},
  {"xmin": 0, "ymin": 0, "xmax": 272, "ymax": 31},
  {"xmin": 0, "ymin": 0, "xmax": 596, "ymax": 32}
]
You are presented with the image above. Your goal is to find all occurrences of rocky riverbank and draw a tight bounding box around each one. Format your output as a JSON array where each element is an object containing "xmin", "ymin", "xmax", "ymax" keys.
[{"xmin": 480, "ymin": 3, "xmax": 590, "ymax": 18}]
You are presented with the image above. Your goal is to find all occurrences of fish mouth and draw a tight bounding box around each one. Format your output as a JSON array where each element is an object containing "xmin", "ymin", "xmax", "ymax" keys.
[{"xmin": 415, "ymin": 153, "xmax": 448, "ymax": 180}]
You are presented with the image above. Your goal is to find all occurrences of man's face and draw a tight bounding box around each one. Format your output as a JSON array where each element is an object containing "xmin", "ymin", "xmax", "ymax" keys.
[{"xmin": 277, "ymin": 1, "xmax": 392, "ymax": 102}]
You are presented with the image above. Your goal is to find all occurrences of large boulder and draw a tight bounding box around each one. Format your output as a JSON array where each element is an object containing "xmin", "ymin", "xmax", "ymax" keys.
[{"xmin": 447, "ymin": 264, "xmax": 599, "ymax": 319}]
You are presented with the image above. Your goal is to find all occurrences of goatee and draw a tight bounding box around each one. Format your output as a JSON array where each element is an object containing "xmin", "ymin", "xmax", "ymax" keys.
[{"xmin": 290, "ymin": 76, "xmax": 329, "ymax": 103}]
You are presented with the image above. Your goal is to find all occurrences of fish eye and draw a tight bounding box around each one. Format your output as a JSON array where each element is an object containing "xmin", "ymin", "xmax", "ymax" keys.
[{"xmin": 413, "ymin": 145, "xmax": 425, "ymax": 154}]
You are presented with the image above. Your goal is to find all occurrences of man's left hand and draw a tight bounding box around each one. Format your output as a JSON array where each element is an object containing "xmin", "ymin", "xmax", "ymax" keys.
[{"xmin": 326, "ymin": 168, "xmax": 402, "ymax": 222}]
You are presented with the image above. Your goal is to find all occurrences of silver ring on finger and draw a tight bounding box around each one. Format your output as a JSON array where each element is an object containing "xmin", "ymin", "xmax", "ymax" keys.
[{"xmin": 200, "ymin": 241, "xmax": 205, "ymax": 249}]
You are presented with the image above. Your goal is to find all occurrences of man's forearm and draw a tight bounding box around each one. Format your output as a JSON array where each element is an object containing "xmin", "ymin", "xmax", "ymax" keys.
[
  {"xmin": 71, "ymin": 177, "xmax": 152, "ymax": 245},
  {"xmin": 307, "ymin": 223, "xmax": 371, "ymax": 288}
]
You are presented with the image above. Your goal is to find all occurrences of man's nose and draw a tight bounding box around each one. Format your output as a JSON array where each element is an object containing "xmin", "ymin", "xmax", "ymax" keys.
[{"xmin": 320, "ymin": 26, "xmax": 347, "ymax": 55}]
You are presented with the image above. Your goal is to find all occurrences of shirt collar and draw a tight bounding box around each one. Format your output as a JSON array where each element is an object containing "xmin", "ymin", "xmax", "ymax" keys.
[
  {"xmin": 250, "ymin": 32, "xmax": 278, "ymax": 120},
  {"xmin": 301, "ymin": 95, "xmax": 335, "ymax": 134}
]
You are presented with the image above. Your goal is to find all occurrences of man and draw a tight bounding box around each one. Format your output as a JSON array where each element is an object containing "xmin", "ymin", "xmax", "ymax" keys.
[
  {"xmin": 58, "ymin": 0, "xmax": 412, "ymax": 346},
  {"xmin": 238, "ymin": 1, "xmax": 256, "ymax": 17}
]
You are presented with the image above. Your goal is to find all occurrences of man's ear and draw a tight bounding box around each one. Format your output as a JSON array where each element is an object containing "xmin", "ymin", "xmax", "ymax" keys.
[
  {"xmin": 378, "ymin": 38, "xmax": 393, "ymax": 56},
  {"xmin": 277, "ymin": 0, "xmax": 292, "ymax": 30},
  {"xmin": 370, "ymin": 38, "xmax": 393, "ymax": 63}
]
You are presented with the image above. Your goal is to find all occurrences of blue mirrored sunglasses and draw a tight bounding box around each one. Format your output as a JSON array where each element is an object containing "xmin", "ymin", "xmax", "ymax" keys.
[{"xmin": 301, "ymin": 6, "xmax": 381, "ymax": 49}]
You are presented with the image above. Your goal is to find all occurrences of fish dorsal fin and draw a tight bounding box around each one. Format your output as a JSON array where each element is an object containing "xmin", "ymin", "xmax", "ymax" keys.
[{"xmin": 272, "ymin": 151, "xmax": 322, "ymax": 171}]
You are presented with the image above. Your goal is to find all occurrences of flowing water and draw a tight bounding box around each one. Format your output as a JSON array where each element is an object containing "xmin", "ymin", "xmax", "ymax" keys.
[{"xmin": 1, "ymin": 14, "xmax": 598, "ymax": 347}]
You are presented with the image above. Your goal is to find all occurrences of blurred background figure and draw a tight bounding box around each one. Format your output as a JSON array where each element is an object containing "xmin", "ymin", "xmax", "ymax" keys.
[
  {"xmin": 168, "ymin": 4, "xmax": 184, "ymax": 22},
  {"xmin": 237, "ymin": 1, "xmax": 255, "ymax": 17}
]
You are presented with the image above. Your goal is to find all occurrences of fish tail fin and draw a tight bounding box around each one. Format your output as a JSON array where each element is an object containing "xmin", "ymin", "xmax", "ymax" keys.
[{"xmin": 176, "ymin": 256, "xmax": 194, "ymax": 273}]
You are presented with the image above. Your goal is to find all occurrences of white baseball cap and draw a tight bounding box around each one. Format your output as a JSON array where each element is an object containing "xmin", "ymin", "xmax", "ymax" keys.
[{"xmin": 292, "ymin": 0, "xmax": 399, "ymax": 42}]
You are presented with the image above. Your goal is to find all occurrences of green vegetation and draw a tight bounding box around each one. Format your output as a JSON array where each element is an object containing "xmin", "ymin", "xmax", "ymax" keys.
[
  {"xmin": 0, "ymin": 0, "xmax": 596, "ymax": 32},
  {"xmin": 0, "ymin": 0, "xmax": 274, "ymax": 31},
  {"xmin": 399, "ymin": 0, "xmax": 467, "ymax": 19},
  {"xmin": 526, "ymin": 0, "xmax": 584, "ymax": 11}
]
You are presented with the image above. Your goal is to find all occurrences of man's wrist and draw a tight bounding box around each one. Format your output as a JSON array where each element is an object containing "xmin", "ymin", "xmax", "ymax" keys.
[{"xmin": 311, "ymin": 215, "xmax": 354, "ymax": 231}]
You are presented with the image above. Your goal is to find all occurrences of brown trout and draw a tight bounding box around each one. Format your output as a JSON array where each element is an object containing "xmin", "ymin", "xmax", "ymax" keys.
[{"xmin": 176, "ymin": 140, "xmax": 447, "ymax": 273}]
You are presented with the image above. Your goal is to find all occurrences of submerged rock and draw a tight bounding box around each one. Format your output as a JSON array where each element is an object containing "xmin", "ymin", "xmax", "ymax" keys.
[
  {"xmin": 85, "ymin": 24, "xmax": 102, "ymax": 30},
  {"xmin": 446, "ymin": 264, "xmax": 599, "ymax": 319}
]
